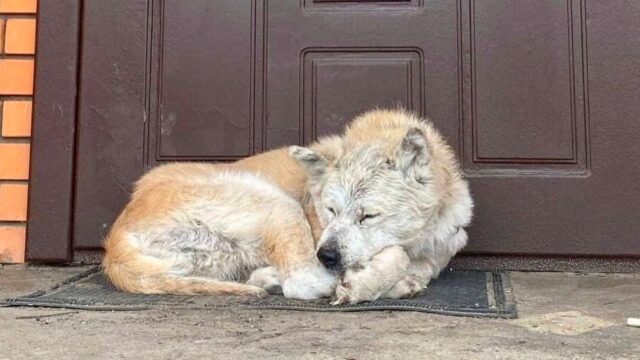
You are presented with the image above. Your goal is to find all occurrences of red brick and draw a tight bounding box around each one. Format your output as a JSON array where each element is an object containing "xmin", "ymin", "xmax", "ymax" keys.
[
  {"xmin": 2, "ymin": 101, "xmax": 32, "ymax": 137},
  {"xmin": 0, "ymin": 0, "xmax": 37, "ymax": 14},
  {"xmin": 0, "ymin": 59, "xmax": 34, "ymax": 95},
  {"xmin": 0, "ymin": 143, "xmax": 30, "ymax": 179},
  {"xmin": 0, "ymin": 226, "xmax": 25, "ymax": 263},
  {"xmin": 5, "ymin": 18, "xmax": 36, "ymax": 55},
  {"xmin": 0, "ymin": 183, "xmax": 28, "ymax": 221}
]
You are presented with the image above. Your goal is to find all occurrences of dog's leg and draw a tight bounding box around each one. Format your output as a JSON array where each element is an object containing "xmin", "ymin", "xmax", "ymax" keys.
[
  {"xmin": 246, "ymin": 266, "xmax": 283, "ymax": 294},
  {"xmin": 384, "ymin": 227, "xmax": 469, "ymax": 299},
  {"xmin": 261, "ymin": 210, "xmax": 337, "ymax": 300},
  {"xmin": 385, "ymin": 227, "xmax": 469, "ymax": 299},
  {"xmin": 383, "ymin": 260, "xmax": 434, "ymax": 299},
  {"xmin": 332, "ymin": 245, "xmax": 410, "ymax": 305}
]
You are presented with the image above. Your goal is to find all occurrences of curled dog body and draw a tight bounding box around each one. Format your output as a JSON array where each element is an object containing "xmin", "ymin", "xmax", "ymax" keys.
[
  {"xmin": 103, "ymin": 147, "xmax": 339, "ymax": 300},
  {"xmin": 103, "ymin": 109, "xmax": 471, "ymax": 303}
]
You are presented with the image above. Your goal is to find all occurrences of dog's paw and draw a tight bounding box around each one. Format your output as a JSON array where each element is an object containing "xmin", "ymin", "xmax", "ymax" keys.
[
  {"xmin": 330, "ymin": 269, "xmax": 379, "ymax": 305},
  {"xmin": 239, "ymin": 285, "xmax": 269, "ymax": 298},
  {"xmin": 385, "ymin": 275, "xmax": 426, "ymax": 299},
  {"xmin": 247, "ymin": 266, "xmax": 283, "ymax": 295},
  {"xmin": 282, "ymin": 265, "xmax": 338, "ymax": 300},
  {"xmin": 331, "ymin": 280, "xmax": 358, "ymax": 305}
]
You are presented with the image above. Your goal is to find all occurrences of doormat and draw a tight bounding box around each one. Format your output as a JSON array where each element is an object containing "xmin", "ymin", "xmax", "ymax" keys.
[{"xmin": 1, "ymin": 267, "xmax": 517, "ymax": 318}]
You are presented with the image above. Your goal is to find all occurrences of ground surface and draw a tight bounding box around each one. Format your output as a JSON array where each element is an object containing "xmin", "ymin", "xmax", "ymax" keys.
[{"xmin": 0, "ymin": 265, "xmax": 638, "ymax": 360}]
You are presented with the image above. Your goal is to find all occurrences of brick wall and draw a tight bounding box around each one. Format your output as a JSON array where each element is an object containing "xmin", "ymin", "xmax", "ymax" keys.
[{"xmin": 0, "ymin": 0, "xmax": 37, "ymax": 263}]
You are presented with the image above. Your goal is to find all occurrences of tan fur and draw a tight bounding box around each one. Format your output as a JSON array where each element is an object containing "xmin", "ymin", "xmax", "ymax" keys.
[
  {"xmin": 345, "ymin": 109, "xmax": 466, "ymax": 210},
  {"xmin": 103, "ymin": 148, "xmax": 337, "ymax": 298}
]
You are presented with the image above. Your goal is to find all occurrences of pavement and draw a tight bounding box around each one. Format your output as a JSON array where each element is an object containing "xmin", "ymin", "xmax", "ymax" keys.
[{"xmin": 0, "ymin": 265, "xmax": 638, "ymax": 360}]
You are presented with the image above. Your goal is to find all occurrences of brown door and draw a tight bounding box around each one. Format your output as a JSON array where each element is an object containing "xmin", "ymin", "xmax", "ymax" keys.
[{"xmin": 70, "ymin": 0, "xmax": 640, "ymax": 259}]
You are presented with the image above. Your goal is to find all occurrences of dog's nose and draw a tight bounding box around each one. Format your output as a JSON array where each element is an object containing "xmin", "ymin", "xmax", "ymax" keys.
[{"xmin": 317, "ymin": 246, "xmax": 341, "ymax": 270}]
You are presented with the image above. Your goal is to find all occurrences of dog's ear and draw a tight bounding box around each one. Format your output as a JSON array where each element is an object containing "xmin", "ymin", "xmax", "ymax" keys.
[
  {"xmin": 289, "ymin": 146, "xmax": 329, "ymax": 180},
  {"xmin": 396, "ymin": 127, "xmax": 431, "ymax": 183},
  {"xmin": 290, "ymin": 136, "xmax": 343, "ymax": 180}
]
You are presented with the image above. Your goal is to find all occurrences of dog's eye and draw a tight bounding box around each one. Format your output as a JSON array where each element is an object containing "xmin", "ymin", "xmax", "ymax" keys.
[
  {"xmin": 359, "ymin": 213, "xmax": 379, "ymax": 224},
  {"xmin": 327, "ymin": 207, "xmax": 337, "ymax": 216}
]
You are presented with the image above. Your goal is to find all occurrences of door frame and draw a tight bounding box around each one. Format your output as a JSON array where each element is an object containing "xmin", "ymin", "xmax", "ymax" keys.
[
  {"xmin": 26, "ymin": 0, "xmax": 81, "ymax": 262},
  {"xmin": 24, "ymin": 0, "xmax": 639, "ymax": 271}
]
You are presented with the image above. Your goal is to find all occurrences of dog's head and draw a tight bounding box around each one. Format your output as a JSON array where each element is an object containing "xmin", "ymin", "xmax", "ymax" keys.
[{"xmin": 291, "ymin": 128, "xmax": 439, "ymax": 272}]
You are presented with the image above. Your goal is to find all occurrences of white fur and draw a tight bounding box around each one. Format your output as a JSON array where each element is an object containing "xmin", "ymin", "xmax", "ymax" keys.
[
  {"xmin": 247, "ymin": 266, "xmax": 283, "ymax": 294},
  {"xmin": 292, "ymin": 109, "xmax": 474, "ymax": 304},
  {"xmin": 333, "ymin": 246, "xmax": 409, "ymax": 304},
  {"xmin": 282, "ymin": 265, "xmax": 337, "ymax": 300}
]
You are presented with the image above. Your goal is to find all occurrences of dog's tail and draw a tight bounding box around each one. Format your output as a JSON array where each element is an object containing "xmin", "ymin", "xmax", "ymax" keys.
[
  {"xmin": 123, "ymin": 272, "xmax": 266, "ymax": 296},
  {"xmin": 102, "ymin": 231, "xmax": 265, "ymax": 297},
  {"xmin": 103, "ymin": 257, "xmax": 266, "ymax": 297}
]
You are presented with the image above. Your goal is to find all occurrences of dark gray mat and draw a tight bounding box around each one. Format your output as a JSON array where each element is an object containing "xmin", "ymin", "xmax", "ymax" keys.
[{"xmin": 1, "ymin": 267, "xmax": 517, "ymax": 318}]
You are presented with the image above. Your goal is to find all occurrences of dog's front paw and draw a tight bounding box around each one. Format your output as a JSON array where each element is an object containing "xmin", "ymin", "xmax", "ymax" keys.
[
  {"xmin": 247, "ymin": 266, "xmax": 283, "ymax": 295},
  {"xmin": 331, "ymin": 280, "xmax": 355, "ymax": 305},
  {"xmin": 282, "ymin": 265, "xmax": 338, "ymax": 300},
  {"xmin": 330, "ymin": 270, "xmax": 379, "ymax": 305},
  {"xmin": 331, "ymin": 285, "xmax": 352, "ymax": 305},
  {"xmin": 385, "ymin": 275, "xmax": 426, "ymax": 299}
]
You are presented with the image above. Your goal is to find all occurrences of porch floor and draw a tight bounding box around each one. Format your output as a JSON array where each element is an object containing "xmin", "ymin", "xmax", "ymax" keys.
[{"xmin": 1, "ymin": 265, "xmax": 639, "ymax": 359}]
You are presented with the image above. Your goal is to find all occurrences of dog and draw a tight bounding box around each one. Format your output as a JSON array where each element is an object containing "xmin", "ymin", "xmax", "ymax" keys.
[
  {"xmin": 103, "ymin": 109, "xmax": 471, "ymax": 303},
  {"xmin": 290, "ymin": 109, "xmax": 473, "ymax": 304},
  {"xmin": 102, "ymin": 137, "xmax": 343, "ymax": 300}
]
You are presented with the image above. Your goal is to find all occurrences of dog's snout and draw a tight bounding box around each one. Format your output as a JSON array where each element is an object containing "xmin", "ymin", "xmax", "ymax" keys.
[{"xmin": 317, "ymin": 245, "xmax": 341, "ymax": 270}]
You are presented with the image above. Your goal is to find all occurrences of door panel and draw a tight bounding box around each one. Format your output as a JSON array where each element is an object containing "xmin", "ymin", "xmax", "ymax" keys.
[
  {"xmin": 463, "ymin": 0, "xmax": 588, "ymax": 175},
  {"xmin": 155, "ymin": 0, "xmax": 254, "ymax": 159},
  {"xmin": 72, "ymin": 0, "xmax": 640, "ymax": 258},
  {"xmin": 303, "ymin": 50, "xmax": 423, "ymax": 139},
  {"xmin": 472, "ymin": 0, "xmax": 576, "ymax": 161},
  {"xmin": 460, "ymin": 0, "xmax": 640, "ymax": 255}
]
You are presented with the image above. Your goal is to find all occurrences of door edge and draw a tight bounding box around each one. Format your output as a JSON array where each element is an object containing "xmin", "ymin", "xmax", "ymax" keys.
[{"xmin": 26, "ymin": 0, "xmax": 82, "ymax": 263}]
